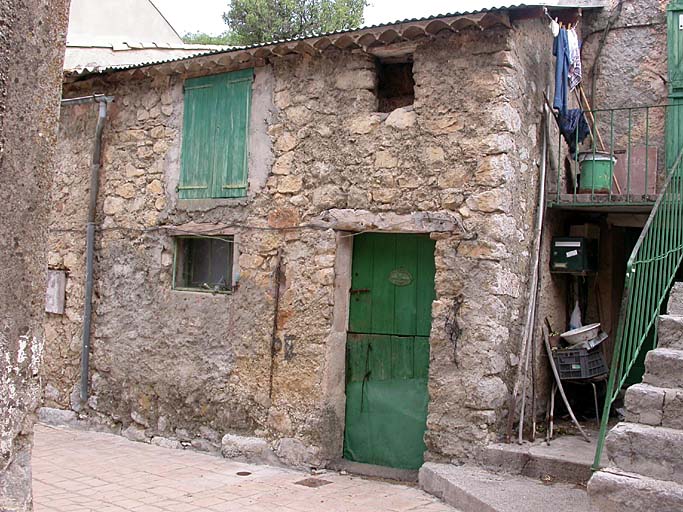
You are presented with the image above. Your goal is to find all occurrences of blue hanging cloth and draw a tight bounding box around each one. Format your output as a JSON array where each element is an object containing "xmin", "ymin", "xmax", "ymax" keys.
[
  {"xmin": 558, "ymin": 109, "xmax": 590, "ymax": 157},
  {"xmin": 553, "ymin": 28, "xmax": 570, "ymax": 115}
]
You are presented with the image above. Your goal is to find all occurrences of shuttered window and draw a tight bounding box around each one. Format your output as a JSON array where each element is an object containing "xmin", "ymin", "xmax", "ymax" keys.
[{"xmin": 179, "ymin": 69, "xmax": 253, "ymax": 199}]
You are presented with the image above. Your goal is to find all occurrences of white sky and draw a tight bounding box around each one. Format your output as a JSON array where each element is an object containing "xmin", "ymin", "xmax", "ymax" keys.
[{"xmin": 152, "ymin": 0, "xmax": 501, "ymax": 36}]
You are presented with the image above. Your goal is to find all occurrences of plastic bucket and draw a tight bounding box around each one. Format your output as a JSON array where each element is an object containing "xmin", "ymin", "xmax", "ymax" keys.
[{"xmin": 578, "ymin": 152, "xmax": 615, "ymax": 193}]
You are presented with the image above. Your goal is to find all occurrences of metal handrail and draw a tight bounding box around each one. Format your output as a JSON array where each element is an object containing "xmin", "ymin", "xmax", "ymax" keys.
[
  {"xmin": 592, "ymin": 144, "xmax": 683, "ymax": 470},
  {"xmin": 551, "ymin": 103, "xmax": 680, "ymax": 207}
]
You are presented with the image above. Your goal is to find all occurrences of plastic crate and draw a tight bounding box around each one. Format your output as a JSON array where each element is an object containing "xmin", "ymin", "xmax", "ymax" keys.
[{"xmin": 552, "ymin": 347, "xmax": 608, "ymax": 380}]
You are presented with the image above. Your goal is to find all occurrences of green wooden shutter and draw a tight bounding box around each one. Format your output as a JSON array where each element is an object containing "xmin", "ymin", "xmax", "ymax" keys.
[
  {"xmin": 179, "ymin": 69, "xmax": 253, "ymax": 199},
  {"xmin": 179, "ymin": 79, "xmax": 216, "ymax": 199},
  {"xmin": 669, "ymin": 2, "xmax": 683, "ymax": 91},
  {"xmin": 213, "ymin": 69, "xmax": 252, "ymax": 198},
  {"xmin": 668, "ymin": 2, "xmax": 683, "ymax": 168}
]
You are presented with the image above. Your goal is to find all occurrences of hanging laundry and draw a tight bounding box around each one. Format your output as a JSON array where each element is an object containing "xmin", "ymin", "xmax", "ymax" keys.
[
  {"xmin": 567, "ymin": 27, "xmax": 582, "ymax": 91},
  {"xmin": 559, "ymin": 108, "xmax": 590, "ymax": 157},
  {"xmin": 553, "ymin": 28, "xmax": 570, "ymax": 115}
]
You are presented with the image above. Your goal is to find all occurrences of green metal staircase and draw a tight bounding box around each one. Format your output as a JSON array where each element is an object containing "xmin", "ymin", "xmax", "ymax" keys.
[{"xmin": 593, "ymin": 1, "xmax": 683, "ymax": 470}]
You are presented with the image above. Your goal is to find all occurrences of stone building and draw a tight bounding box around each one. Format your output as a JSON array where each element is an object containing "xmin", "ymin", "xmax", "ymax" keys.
[
  {"xmin": 42, "ymin": 0, "xmax": 673, "ymax": 480},
  {"xmin": 0, "ymin": 0, "xmax": 69, "ymax": 510}
]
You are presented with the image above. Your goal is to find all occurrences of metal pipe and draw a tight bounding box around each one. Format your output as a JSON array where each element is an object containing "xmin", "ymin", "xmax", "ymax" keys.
[
  {"xmin": 61, "ymin": 94, "xmax": 113, "ymax": 402},
  {"xmin": 61, "ymin": 94, "xmax": 114, "ymax": 106}
]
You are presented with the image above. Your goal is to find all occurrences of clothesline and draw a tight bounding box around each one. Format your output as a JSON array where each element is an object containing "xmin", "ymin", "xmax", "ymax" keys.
[{"xmin": 542, "ymin": 6, "xmax": 582, "ymax": 31}]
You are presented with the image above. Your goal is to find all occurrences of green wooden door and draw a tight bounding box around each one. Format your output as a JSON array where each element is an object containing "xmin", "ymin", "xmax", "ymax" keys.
[{"xmin": 343, "ymin": 233, "xmax": 435, "ymax": 469}]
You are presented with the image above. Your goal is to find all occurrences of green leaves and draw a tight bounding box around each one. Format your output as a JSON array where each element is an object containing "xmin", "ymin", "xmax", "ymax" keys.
[{"xmin": 222, "ymin": 0, "xmax": 367, "ymax": 46}]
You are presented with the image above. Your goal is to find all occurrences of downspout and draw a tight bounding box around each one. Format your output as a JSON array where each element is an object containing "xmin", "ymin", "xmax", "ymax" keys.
[{"xmin": 60, "ymin": 94, "xmax": 114, "ymax": 403}]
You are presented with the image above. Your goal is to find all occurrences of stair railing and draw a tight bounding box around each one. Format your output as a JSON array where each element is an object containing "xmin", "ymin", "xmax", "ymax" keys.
[{"xmin": 593, "ymin": 143, "xmax": 683, "ymax": 470}]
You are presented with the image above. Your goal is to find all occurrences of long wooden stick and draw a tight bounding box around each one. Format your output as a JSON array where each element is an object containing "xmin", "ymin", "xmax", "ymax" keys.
[
  {"xmin": 573, "ymin": 88, "xmax": 596, "ymax": 147},
  {"xmin": 543, "ymin": 325, "xmax": 591, "ymax": 443},
  {"xmin": 506, "ymin": 95, "xmax": 550, "ymax": 443},
  {"xmin": 518, "ymin": 336, "xmax": 532, "ymax": 444},
  {"xmin": 531, "ymin": 329, "xmax": 537, "ymax": 442},
  {"xmin": 578, "ymin": 85, "xmax": 606, "ymax": 152},
  {"xmin": 549, "ymin": 381, "xmax": 556, "ymax": 443}
]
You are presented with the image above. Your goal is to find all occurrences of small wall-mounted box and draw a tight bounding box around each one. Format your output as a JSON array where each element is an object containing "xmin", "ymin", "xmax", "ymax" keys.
[
  {"xmin": 45, "ymin": 270, "xmax": 66, "ymax": 314},
  {"xmin": 550, "ymin": 237, "xmax": 598, "ymax": 274}
]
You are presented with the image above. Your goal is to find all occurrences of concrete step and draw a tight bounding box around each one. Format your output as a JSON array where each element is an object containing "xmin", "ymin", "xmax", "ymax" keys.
[
  {"xmin": 658, "ymin": 315, "xmax": 683, "ymax": 350},
  {"xmin": 643, "ymin": 348, "xmax": 683, "ymax": 389},
  {"xmin": 419, "ymin": 462, "xmax": 597, "ymax": 512},
  {"xmin": 624, "ymin": 383, "xmax": 683, "ymax": 430},
  {"xmin": 606, "ymin": 422, "xmax": 683, "ymax": 485},
  {"xmin": 483, "ymin": 434, "xmax": 598, "ymax": 484},
  {"xmin": 588, "ymin": 467, "xmax": 683, "ymax": 512}
]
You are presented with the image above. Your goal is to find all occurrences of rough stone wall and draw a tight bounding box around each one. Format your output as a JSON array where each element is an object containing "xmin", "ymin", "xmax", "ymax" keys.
[
  {"xmin": 582, "ymin": 0, "xmax": 669, "ymax": 173},
  {"xmin": 46, "ymin": 19, "xmax": 553, "ymax": 464},
  {"xmin": 0, "ymin": 0, "xmax": 68, "ymax": 510}
]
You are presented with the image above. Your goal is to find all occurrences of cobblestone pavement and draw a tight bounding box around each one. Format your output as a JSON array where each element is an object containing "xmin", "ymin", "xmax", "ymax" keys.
[{"xmin": 32, "ymin": 424, "xmax": 456, "ymax": 512}]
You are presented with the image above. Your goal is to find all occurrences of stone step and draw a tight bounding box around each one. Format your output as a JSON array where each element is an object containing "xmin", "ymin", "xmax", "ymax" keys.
[
  {"xmin": 588, "ymin": 467, "xmax": 683, "ymax": 512},
  {"xmin": 482, "ymin": 434, "xmax": 597, "ymax": 484},
  {"xmin": 606, "ymin": 422, "xmax": 683, "ymax": 485},
  {"xmin": 658, "ymin": 315, "xmax": 683, "ymax": 350},
  {"xmin": 419, "ymin": 462, "xmax": 597, "ymax": 512},
  {"xmin": 624, "ymin": 383, "xmax": 683, "ymax": 430},
  {"xmin": 643, "ymin": 348, "xmax": 683, "ymax": 388}
]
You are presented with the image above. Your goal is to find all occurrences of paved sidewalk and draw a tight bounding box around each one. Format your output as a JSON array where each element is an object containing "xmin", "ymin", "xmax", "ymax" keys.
[{"xmin": 32, "ymin": 424, "xmax": 455, "ymax": 512}]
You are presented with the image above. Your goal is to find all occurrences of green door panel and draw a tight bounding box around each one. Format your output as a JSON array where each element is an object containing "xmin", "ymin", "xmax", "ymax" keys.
[
  {"xmin": 348, "ymin": 233, "xmax": 436, "ymax": 337},
  {"xmin": 344, "ymin": 233, "xmax": 435, "ymax": 470},
  {"xmin": 343, "ymin": 378, "xmax": 429, "ymax": 470}
]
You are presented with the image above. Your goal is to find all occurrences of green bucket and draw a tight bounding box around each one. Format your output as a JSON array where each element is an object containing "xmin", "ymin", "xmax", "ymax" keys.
[{"xmin": 578, "ymin": 152, "xmax": 615, "ymax": 193}]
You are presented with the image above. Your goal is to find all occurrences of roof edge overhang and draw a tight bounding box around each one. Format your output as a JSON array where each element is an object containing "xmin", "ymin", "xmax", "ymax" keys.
[{"xmin": 64, "ymin": 1, "xmax": 607, "ymax": 81}]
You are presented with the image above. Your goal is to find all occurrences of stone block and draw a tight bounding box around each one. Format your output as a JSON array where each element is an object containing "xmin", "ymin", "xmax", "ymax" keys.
[
  {"xmin": 385, "ymin": 107, "xmax": 416, "ymax": 130},
  {"xmin": 275, "ymin": 438, "xmax": 322, "ymax": 468},
  {"xmin": 151, "ymin": 436, "xmax": 183, "ymax": 450},
  {"xmin": 643, "ymin": 349, "xmax": 683, "ymax": 388},
  {"xmin": 38, "ymin": 407, "xmax": 77, "ymax": 426},
  {"xmin": 466, "ymin": 189, "xmax": 511, "ymax": 214},
  {"xmin": 348, "ymin": 114, "xmax": 381, "ymax": 134},
  {"xmin": 277, "ymin": 175, "xmax": 303, "ymax": 194},
  {"xmin": 199, "ymin": 426, "xmax": 221, "ymax": 444},
  {"xmin": 624, "ymin": 383, "xmax": 664, "ymax": 426},
  {"xmin": 667, "ymin": 283, "xmax": 683, "ymax": 315},
  {"xmin": 122, "ymin": 425, "xmax": 148, "ymax": 443},
  {"xmin": 662, "ymin": 388, "xmax": 683, "ymax": 430},
  {"xmin": 335, "ymin": 69, "xmax": 375, "ymax": 91},
  {"xmin": 588, "ymin": 468, "xmax": 683, "ymax": 512},
  {"xmin": 606, "ymin": 422, "xmax": 683, "ymax": 484},
  {"xmin": 131, "ymin": 411, "xmax": 150, "ymax": 428},
  {"xmin": 191, "ymin": 438, "xmax": 220, "ymax": 453},
  {"xmin": 221, "ymin": 433, "xmax": 280, "ymax": 465},
  {"xmin": 658, "ymin": 315, "xmax": 683, "ymax": 350},
  {"xmin": 374, "ymin": 151, "xmax": 397, "ymax": 169}
]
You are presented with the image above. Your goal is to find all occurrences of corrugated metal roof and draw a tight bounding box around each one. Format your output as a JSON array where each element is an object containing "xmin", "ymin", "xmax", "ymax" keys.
[{"xmin": 66, "ymin": 1, "xmax": 606, "ymax": 78}]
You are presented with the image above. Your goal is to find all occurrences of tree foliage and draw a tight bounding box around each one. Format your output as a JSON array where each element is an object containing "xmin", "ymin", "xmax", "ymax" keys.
[
  {"xmin": 223, "ymin": 0, "xmax": 366, "ymax": 46},
  {"xmin": 182, "ymin": 31, "xmax": 234, "ymax": 45}
]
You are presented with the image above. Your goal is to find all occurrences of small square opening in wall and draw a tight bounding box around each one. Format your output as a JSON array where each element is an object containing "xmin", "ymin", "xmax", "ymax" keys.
[
  {"xmin": 173, "ymin": 236, "xmax": 234, "ymax": 293},
  {"xmin": 376, "ymin": 58, "xmax": 415, "ymax": 113}
]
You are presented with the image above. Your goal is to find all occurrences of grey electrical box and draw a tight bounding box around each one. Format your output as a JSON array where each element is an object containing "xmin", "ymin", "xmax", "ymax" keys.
[{"xmin": 45, "ymin": 270, "xmax": 66, "ymax": 314}]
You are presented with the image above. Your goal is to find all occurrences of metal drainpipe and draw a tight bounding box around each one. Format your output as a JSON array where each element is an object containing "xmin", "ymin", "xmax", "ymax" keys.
[{"xmin": 60, "ymin": 94, "xmax": 114, "ymax": 402}]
